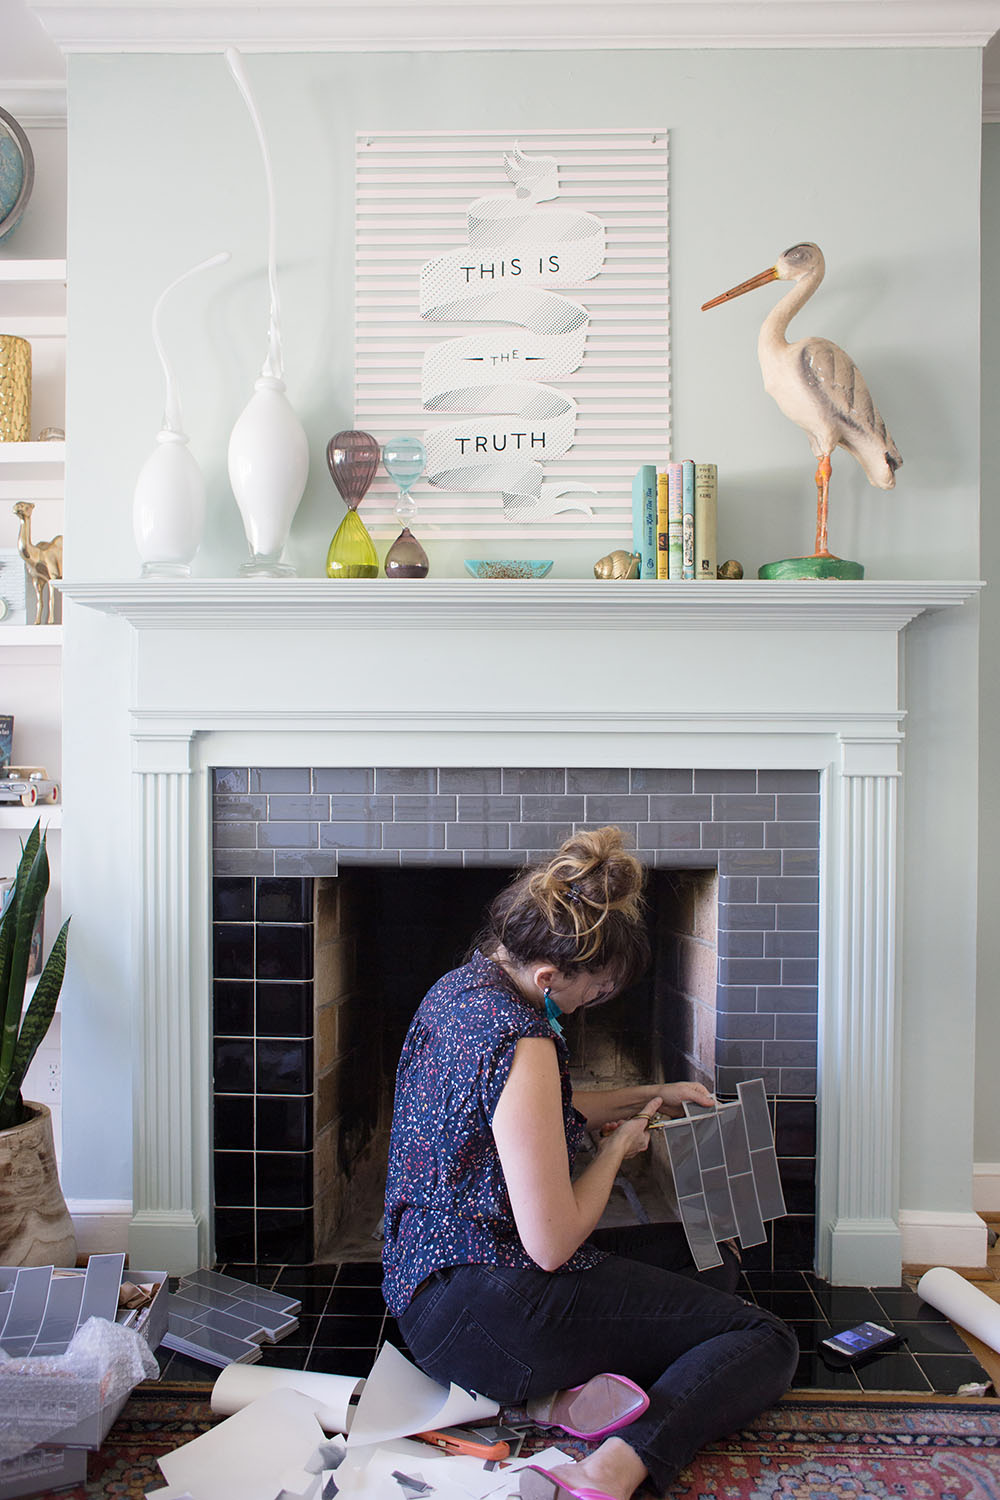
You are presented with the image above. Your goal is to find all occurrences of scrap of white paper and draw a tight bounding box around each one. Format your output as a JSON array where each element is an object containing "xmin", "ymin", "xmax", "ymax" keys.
[
  {"xmin": 212, "ymin": 1362, "xmax": 364, "ymax": 1432},
  {"xmin": 345, "ymin": 1343, "xmax": 498, "ymax": 1449},
  {"xmin": 158, "ymin": 1388, "xmax": 328, "ymax": 1500}
]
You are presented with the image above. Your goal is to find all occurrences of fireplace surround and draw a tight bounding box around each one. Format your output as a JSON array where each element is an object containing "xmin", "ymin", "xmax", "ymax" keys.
[
  {"xmin": 63, "ymin": 577, "xmax": 980, "ymax": 1283},
  {"xmin": 209, "ymin": 762, "xmax": 821, "ymax": 1265}
]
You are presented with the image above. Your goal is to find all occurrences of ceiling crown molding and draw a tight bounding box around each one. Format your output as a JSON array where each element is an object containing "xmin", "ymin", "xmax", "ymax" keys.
[
  {"xmin": 26, "ymin": 1, "xmax": 1000, "ymax": 54},
  {"xmin": 0, "ymin": 82, "xmax": 66, "ymax": 123}
]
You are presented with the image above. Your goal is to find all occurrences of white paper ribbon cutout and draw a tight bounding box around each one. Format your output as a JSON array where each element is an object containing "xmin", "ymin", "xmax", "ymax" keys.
[{"xmin": 420, "ymin": 145, "xmax": 606, "ymax": 521}]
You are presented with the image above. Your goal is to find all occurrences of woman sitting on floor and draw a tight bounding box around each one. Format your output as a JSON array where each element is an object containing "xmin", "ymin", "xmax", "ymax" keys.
[{"xmin": 382, "ymin": 825, "xmax": 798, "ymax": 1500}]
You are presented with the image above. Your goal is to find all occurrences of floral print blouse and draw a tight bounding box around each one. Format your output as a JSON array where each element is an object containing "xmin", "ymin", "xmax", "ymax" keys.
[{"xmin": 381, "ymin": 949, "xmax": 606, "ymax": 1314}]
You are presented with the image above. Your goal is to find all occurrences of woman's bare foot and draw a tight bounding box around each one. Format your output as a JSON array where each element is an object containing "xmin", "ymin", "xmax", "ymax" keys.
[{"xmin": 531, "ymin": 1436, "xmax": 648, "ymax": 1499}]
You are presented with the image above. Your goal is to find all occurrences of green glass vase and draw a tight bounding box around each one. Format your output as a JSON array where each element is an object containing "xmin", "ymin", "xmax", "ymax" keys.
[{"xmin": 326, "ymin": 507, "xmax": 378, "ymax": 578}]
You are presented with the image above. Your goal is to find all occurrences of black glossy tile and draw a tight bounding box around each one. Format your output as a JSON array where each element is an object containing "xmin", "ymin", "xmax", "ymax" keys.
[
  {"xmin": 257, "ymin": 878, "xmax": 313, "ymax": 923},
  {"xmin": 214, "ymin": 980, "xmax": 255, "ymax": 1036},
  {"xmin": 275, "ymin": 1265, "xmax": 341, "ymax": 1286},
  {"xmin": 336, "ymin": 1261, "xmax": 385, "ymax": 1287},
  {"xmin": 257, "ymin": 924, "xmax": 314, "ymax": 981},
  {"xmin": 214, "ymin": 1151, "xmax": 255, "ymax": 1208},
  {"xmin": 256, "ymin": 1151, "xmax": 314, "ymax": 1209},
  {"xmin": 307, "ymin": 1347, "xmax": 377, "ymax": 1377},
  {"xmin": 269, "ymin": 1314, "xmax": 322, "ymax": 1347},
  {"xmin": 258, "ymin": 1343, "xmax": 310, "ymax": 1368},
  {"xmin": 314, "ymin": 1314, "xmax": 385, "ymax": 1347},
  {"xmin": 854, "ymin": 1348, "xmax": 932, "ymax": 1392},
  {"xmin": 787, "ymin": 1320, "xmax": 835, "ymax": 1352},
  {"xmin": 809, "ymin": 1286, "xmax": 886, "ymax": 1323},
  {"xmin": 214, "ymin": 923, "xmax": 254, "ymax": 980},
  {"xmin": 776, "ymin": 1157, "xmax": 816, "ymax": 1215},
  {"xmin": 213, "ymin": 1039, "xmax": 254, "ymax": 1094},
  {"xmin": 751, "ymin": 1290, "xmax": 823, "ymax": 1320},
  {"xmin": 774, "ymin": 1100, "xmax": 816, "ymax": 1157},
  {"xmin": 284, "ymin": 1286, "xmax": 336, "ymax": 1315},
  {"xmin": 256, "ymin": 1208, "xmax": 314, "ymax": 1264},
  {"xmin": 256, "ymin": 981, "xmax": 314, "ymax": 1038},
  {"xmin": 213, "ymin": 1209, "xmax": 256, "ymax": 1262},
  {"xmin": 790, "ymin": 1353, "xmax": 860, "ymax": 1390},
  {"xmin": 214, "ymin": 877, "xmax": 255, "ymax": 922},
  {"xmin": 889, "ymin": 1319, "xmax": 972, "ymax": 1355},
  {"xmin": 257, "ymin": 1096, "xmax": 313, "ymax": 1151},
  {"xmin": 743, "ymin": 1271, "xmax": 809, "ymax": 1291},
  {"xmin": 381, "ymin": 1317, "xmax": 403, "ymax": 1345},
  {"xmin": 214, "ymin": 1094, "xmax": 253, "ymax": 1151},
  {"xmin": 256, "ymin": 1039, "xmax": 312, "ymax": 1094},
  {"xmin": 914, "ymin": 1353, "xmax": 991, "ymax": 1392},
  {"xmin": 771, "ymin": 1215, "xmax": 816, "ymax": 1270},
  {"xmin": 870, "ymin": 1286, "xmax": 948, "ymax": 1322},
  {"xmin": 326, "ymin": 1285, "xmax": 387, "ymax": 1316}
]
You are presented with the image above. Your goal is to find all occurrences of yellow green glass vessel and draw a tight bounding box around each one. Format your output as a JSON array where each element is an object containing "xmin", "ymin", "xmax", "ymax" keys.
[{"xmin": 326, "ymin": 507, "xmax": 378, "ymax": 578}]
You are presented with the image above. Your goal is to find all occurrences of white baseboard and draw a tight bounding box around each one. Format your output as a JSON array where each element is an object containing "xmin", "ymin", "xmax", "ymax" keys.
[
  {"xmin": 899, "ymin": 1209, "xmax": 989, "ymax": 1268},
  {"xmin": 67, "ymin": 1200, "xmax": 132, "ymax": 1258},
  {"xmin": 973, "ymin": 1164, "xmax": 1000, "ymax": 1213}
]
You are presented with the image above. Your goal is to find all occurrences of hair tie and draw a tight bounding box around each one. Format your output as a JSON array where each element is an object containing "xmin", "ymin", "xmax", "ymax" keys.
[{"xmin": 566, "ymin": 882, "xmax": 581, "ymax": 905}]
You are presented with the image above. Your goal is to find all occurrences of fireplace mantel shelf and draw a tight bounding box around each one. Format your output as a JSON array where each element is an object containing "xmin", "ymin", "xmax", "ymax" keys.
[{"xmin": 61, "ymin": 578, "xmax": 982, "ymax": 631}]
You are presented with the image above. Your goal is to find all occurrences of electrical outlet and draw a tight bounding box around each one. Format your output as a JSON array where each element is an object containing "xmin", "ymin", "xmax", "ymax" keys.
[{"xmin": 46, "ymin": 1058, "xmax": 61, "ymax": 1100}]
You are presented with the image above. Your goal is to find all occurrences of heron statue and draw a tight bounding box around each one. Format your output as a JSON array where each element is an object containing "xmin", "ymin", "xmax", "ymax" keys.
[{"xmin": 702, "ymin": 242, "xmax": 902, "ymax": 579}]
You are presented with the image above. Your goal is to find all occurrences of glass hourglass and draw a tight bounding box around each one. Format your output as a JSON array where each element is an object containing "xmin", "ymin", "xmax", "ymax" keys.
[
  {"xmin": 325, "ymin": 430, "xmax": 380, "ymax": 579},
  {"xmin": 382, "ymin": 435, "xmax": 429, "ymax": 579}
]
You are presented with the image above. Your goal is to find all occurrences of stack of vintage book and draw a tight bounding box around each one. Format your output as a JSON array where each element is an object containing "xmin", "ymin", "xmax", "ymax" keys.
[{"xmin": 631, "ymin": 461, "xmax": 718, "ymax": 581}]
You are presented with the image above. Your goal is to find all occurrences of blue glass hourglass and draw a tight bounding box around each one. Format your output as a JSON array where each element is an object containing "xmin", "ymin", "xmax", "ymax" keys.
[{"xmin": 382, "ymin": 436, "xmax": 429, "ymax": 579}]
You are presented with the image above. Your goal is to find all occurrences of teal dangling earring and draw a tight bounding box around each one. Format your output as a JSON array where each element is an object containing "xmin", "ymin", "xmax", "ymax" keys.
[{"xmin": 543, "ymin": 986, "xmax": 564, "ymax": 1038}]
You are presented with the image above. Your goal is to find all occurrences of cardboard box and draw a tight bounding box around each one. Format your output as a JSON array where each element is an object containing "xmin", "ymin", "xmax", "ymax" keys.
[
  {"xmin": 0, "ymin": 1445, "xmax": 86, "ymax": 1500},
  {"xmin": 0, "ymin": 1265, "xmax": 168, "ymax": 1452}
]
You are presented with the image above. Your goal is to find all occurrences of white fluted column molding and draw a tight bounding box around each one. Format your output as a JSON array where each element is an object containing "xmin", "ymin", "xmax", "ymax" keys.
[
  {"xmin": 128, "ymin": 733, "xmax": 207, "ymax": 1272},
  {"xmin": 829, "ymin": 737, "xmax": 902, "ymax": 1285}
]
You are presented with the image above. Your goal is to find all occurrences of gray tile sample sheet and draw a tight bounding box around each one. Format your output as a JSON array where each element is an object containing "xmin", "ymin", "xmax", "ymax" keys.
[
  {"xmin": 32, "ymin": 1272, "xmax": 86, "ymax": 1356},
  {"xmin": 0, "ymin": 1265, "xmax": 52, "ymax": 1355},
  {"xmin": 78, "ymin": 1253, "xmax": 126, "ymax": 1326},
  {"xmin": 661, "ymin": 1079, "xmax": 785, "ymax": 1264},
  {"xmin": 162, "ymin": 1270, "xmax": 302, "ymax": 1368}
]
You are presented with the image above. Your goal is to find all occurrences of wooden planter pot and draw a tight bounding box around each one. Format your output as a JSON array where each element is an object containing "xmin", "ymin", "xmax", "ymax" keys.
[{"xmin": 0, "ymin": 1102, "xmax": 77, "ymax": 1266}]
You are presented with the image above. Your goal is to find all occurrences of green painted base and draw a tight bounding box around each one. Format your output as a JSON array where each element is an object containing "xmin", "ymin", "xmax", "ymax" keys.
[{"xmin": 757, "ymin": 555, "xmax": 865, "ymax": 581}]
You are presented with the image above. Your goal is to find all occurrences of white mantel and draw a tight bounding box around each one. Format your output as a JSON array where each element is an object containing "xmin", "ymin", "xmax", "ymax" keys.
[{"xmin": 63, "ymin": 578, "xmax": 982, "ymax": 1281}]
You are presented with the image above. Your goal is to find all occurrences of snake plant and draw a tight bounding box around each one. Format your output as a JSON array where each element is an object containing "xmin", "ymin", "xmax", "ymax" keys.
[{"xmin": 0, "ymin": 822, "xmax": 70, "ymax": 1132}]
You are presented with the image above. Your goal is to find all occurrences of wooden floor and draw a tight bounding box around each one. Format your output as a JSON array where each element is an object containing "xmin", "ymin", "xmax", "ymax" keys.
[{"xmin": 904, "ymin": 1212, "xmax": 1000, "ymax": 1391}]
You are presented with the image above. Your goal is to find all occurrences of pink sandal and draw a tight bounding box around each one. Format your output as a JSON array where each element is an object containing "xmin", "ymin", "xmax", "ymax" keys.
[
  {"xmin": 518, "ymin": 1467, "xmax": 616, "ymax": 1500},
  {"xmin": 526, "ymin": 1371, "xmax": 649, "ymax": 1440}
]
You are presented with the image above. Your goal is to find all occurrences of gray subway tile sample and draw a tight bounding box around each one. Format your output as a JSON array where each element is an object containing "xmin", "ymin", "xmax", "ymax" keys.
[
  {"xmin": 447, "ymin": 821, "xmax": 512, "ymax": 850},
  {"xmin": 631, "ymin": 768, "xmax": 693, "ymax": 792},
  {"xmin": 438, "ymin": 767, "xmax": 503, "ymax": 793},
  {"xmin": 501, "ymin": 768, "xmax": 566, "ymax": 793},
  {"xmin": 328, "ymin": 795, "xmax": 393, "ymax": 821},
  {"xmin": 257, "ymin": 822, "xmax": 318, "ymax": 849},
  {"xmin": 567, "ymin": 767, "xmax": 630, "ymax": 793},
  {"xmin": 457, "ymin": 794, "xmax": 522, "ymax": 821},
  {"xmin": 251, "ymin": 768, "xmax": 312, "ymax": 794},
  {"xmin": 520, "ymin": 794, "xmax": 587, "ymax": 821},
  {"xmin": 375, "ymin": 767, "xmax": 438, "ymax": 793},
  {"xmin": 266, "ymin": 796, "xmax": 331, "ymax": 821},
  {"xmin": 648, "ymin": 794, "xmax": 713, "ymax": 821},
  {"xmin": 583, "ymin": 794, "xmax": 651, "ymax": 821},
  {"xmin": 393, "ymin": 795, "xmax": 457, "ymax": 821},
  {"xmin": 313, "ymin": 768, "xmax": 375, "ymax": 794},
  {"xmin": 711, "ymin": 794, "xmax": 776, "ymax": 822},
  {"xmin": 214, "ymin": 767, "xmax": 250, "ymax": 794},
  {"xmin": 383, "ymin": 822, "xmax": 447, "ymax": 849},
  {"xmin": 215, "ymin": 795, "xmax": 268, "ymax": 822},
  {"xmin": 320, "ymin": 822, "xmax": 384, "ymax": 850}
]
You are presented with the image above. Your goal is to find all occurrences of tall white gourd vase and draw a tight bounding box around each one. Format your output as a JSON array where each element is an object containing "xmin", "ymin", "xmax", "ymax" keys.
[
  {"xmin": 133, "ymin": 251, "xmax": 230, "ymax": 577},
  {"xmin": 226, "ymin": 46, "xmax": 309, "ymax": 578}
]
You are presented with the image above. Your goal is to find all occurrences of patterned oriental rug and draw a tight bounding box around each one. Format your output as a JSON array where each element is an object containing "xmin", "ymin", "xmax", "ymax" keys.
[{"xmin": 42, "ymin": 1384, "xmax": 1000, "ymax": 1499}]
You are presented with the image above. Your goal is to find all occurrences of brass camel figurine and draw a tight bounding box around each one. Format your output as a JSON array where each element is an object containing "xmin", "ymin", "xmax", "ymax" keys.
[{"xmin": 13, "ymin": 501, "xmax": 63, "ymax": 625}]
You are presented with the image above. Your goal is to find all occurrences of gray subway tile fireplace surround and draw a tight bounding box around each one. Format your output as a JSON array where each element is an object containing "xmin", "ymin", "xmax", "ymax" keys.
[{"xmin": 211, "ymin": 765, "xmax": 820, "ymax": 1265}]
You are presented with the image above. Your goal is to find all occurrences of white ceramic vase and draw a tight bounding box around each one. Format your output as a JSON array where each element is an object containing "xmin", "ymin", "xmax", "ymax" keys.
[
  {"xmin": 133, "ymin": 430, "xmax": 206, "ymax": 577},
  {"xmin": 227, "ymin": 375, "xmax": 310, "ymax": 576}
]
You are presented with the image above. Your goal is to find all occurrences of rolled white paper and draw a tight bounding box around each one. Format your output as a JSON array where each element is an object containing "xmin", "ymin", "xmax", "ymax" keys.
[
  {"xmin": 916, "ymin": 1266, "xmax": 1000, "ymax": 1355},
  {"xmin": 211, "ymin": 1364, "xmax": 364, "ymax": 1433}
]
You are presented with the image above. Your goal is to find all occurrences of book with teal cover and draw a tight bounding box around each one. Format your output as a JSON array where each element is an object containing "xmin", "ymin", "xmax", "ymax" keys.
[
  {"xmin": 694, "ymin": 463, "xmax": 718, "ymax": 581},
  {"xmin": 631, "ymin": 464, "xmax": 658, "ymax": 580},
  {"xmin": 666, "ymin": 462, "xmax": 684, "ymax": 579},
  {"xmin": 682, "ymin": 459, "xmax": 696, "ymax": 580}
]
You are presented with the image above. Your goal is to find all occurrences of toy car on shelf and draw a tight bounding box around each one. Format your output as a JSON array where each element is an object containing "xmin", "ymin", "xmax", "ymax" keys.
[{"xmin": 0, "ymin": 767, "xmax": 60, "ymax": 808}]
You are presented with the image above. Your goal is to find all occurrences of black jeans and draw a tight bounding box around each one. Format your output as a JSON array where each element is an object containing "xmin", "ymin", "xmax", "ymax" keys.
[{"xmin": 398, "ymin": 1224, "xmax": 799, "ymax": 1496}]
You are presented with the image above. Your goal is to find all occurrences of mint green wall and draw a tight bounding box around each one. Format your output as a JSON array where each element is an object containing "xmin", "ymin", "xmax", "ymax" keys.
[
  {"xmin": 978, "ymin": 125, "xmax": 1000, "ymax": 1171},
  {"xmin": 61, "ymin": 48, "xmax": 984, "ymax": 1216}
]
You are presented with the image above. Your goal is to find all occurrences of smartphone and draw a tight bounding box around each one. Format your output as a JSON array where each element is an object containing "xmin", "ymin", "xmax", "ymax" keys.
[
  {"xmin": 819, "ymin": 1321, "xmax": 901, "ymax": 1362},
  {"xmin": 414, "ymin": 1425, "xmax": 512, "ymax": 1460}
]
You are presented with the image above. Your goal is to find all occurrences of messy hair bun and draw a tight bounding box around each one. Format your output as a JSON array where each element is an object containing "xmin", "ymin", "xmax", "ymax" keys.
[{"xmin": 477, "ymin": 826, "xmax": 649, "ymax": 987}]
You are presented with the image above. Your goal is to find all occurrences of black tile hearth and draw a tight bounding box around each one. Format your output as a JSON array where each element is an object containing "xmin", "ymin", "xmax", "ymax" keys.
[{"xmin": 151, "ymin": 1262, "xmax": 992, "ymax": 1401}]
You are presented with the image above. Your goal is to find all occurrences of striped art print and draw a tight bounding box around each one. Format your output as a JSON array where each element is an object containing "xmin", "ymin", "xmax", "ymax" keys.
[{"xmin": 354, "ymin": 129, "xmax": 670, "ymax": 539}]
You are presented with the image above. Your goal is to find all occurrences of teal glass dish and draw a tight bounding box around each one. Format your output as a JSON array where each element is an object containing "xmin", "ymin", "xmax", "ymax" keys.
[{"xmin": 464, "ymin": 559, "xmax": 554, "ymax": 580}]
